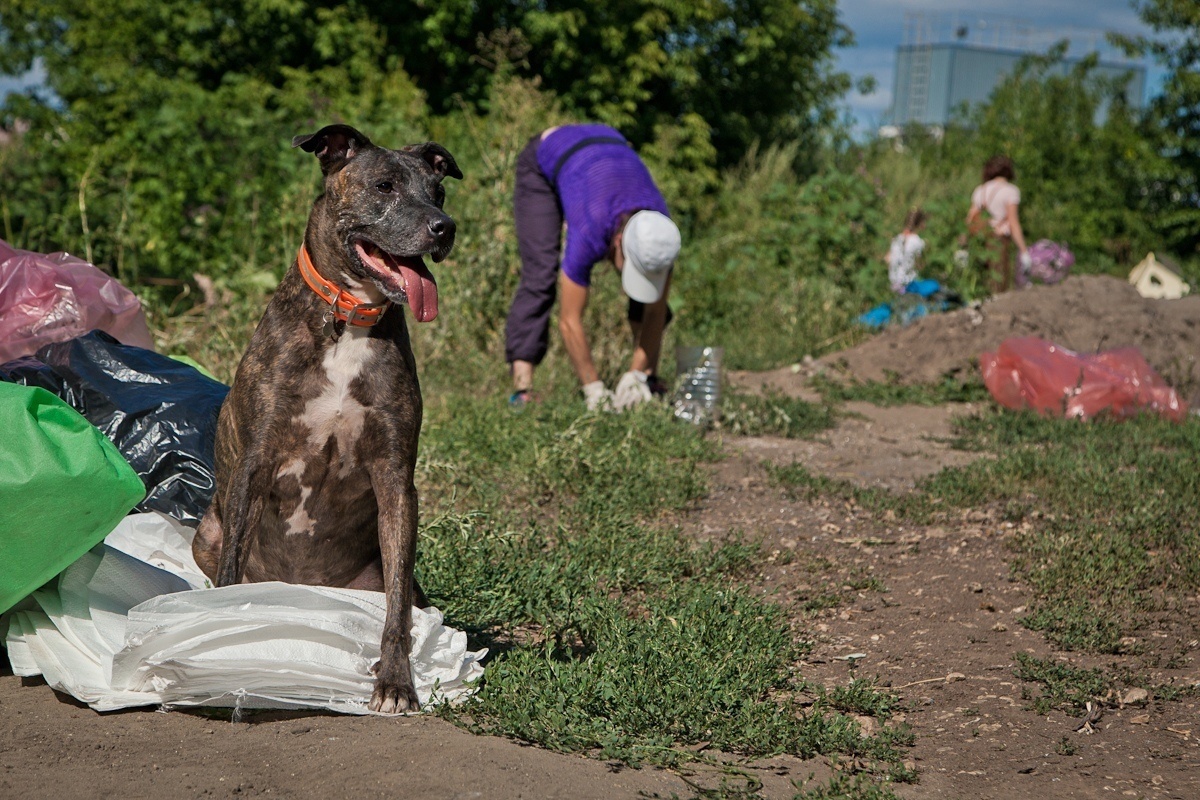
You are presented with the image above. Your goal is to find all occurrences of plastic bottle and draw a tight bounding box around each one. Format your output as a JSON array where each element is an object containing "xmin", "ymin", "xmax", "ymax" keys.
[{"xmin": 672, "ymin": 346, "xmax": 723, "ymax": 427}]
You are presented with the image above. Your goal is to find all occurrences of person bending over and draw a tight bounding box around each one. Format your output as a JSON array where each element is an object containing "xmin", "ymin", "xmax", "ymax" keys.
[{"xmin": 504, "ymin": 123, "xmax": 681, "ymax": 411}]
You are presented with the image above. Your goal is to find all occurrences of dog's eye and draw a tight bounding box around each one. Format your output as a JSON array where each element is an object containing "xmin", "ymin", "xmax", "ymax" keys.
[
  {"xmin": 435, "ymin": 185, "xmax": 445, "ymax": 207},
  {"xmin": 375, "ymin": 181, "xmax": 394, "ymax": 194}
]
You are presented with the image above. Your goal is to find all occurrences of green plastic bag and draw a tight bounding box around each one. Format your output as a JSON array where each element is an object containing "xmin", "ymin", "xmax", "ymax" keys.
[{"xmin": 0, "ymin": 384, "xmax": 145, "ymax": 613}]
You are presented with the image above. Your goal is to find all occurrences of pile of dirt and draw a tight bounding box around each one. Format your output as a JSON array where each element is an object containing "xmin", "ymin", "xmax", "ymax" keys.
[{"xmin": 744, "ymin": 275, "xmax": 1200, "ymax": 406}]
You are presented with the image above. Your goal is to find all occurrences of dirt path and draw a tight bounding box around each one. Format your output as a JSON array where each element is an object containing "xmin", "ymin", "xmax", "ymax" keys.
[
  {"xmin": 690, "ymin": 402, "xmax": 1200, "ymax": 799},
  {"xmin": 2, "ymin": 661, "xmax": 840, "ymax": 798},
  {"xmin": 0, "ymin": 673, "xmax": 704, "ymax": 799}
]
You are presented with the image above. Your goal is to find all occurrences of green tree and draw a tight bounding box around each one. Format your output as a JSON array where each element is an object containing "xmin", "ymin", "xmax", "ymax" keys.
[
  {"xmin": 1113, "ymin": 0, "xmax": 1200, "ymax": 255},
  {"xmin": 1, "ymin": 0, "xmax": 851, "ymax": 167},
  {"xmin": 509, "ymin": 0, "xmax": 852, "ymax": 165},
  {"xmin": 308, "ymin": 0, "xmax": 853, "ymax": 165},
  {"xmin": 0, "ymin": 0, "xmax": 853, "ymax": 285},
  {"xmin": 0, "ymin": 0, "xmax": 428, "ymax": 281}
]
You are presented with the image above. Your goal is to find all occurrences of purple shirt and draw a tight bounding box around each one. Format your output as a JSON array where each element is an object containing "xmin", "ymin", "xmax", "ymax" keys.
[{"xmin": 536, "ymin": 124, "xmax": 670, "ymax": 287}]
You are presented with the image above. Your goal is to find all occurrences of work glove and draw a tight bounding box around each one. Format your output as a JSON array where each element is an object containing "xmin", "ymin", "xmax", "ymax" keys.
[
  {"xmin": 582, "ymin": 380, "xmax": 614, "ymax": 411},
  {"xmin": 613, "ymin": 370, "xmax": 653, "ymax": 411},
  {"xmin": 1019, "ymin": 251, "xmax": 1033, "ymax": 271}
]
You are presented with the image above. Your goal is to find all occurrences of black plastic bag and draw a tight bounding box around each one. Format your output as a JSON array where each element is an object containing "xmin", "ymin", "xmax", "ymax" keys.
[{"xmin": 0, "ymin": 331, "xmax": 229, "ymax": 526}]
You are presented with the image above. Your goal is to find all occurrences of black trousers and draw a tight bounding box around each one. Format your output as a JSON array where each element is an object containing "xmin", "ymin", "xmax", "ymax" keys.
[{"xmin": 504, "ymin": 135, "xmax": 671, "ymax": 366}]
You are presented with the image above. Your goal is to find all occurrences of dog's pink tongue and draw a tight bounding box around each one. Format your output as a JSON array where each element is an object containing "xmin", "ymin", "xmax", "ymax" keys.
[{"xmin": 397, "ymin": 257, "xmax": 438, "ymax": 323}]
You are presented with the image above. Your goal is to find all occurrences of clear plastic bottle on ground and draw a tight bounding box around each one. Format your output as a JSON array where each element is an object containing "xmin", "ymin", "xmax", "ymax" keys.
[{"xmin": 672, "ymin": 346, "xmax": 723, "ymax": 427}]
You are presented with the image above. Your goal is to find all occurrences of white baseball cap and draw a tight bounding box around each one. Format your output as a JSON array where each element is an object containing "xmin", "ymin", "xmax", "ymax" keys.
[{"xmin": 621, "ymin": 210, "xmax": 680, "ymax": 304}]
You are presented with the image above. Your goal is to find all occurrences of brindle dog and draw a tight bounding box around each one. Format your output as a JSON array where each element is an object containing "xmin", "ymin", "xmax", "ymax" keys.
[{"xmin": 192, "ymin": 124, "xmax": 462, "ymax": 713}]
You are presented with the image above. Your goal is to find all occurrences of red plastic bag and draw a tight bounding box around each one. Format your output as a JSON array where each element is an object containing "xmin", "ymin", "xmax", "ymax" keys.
[
  {"xmin": 0, "ymin": 241, "xmax": 154, "ymax": 364},
  {"xmin": 980, "ymin": 337, "xmax": 1188, "ymax": 421}
]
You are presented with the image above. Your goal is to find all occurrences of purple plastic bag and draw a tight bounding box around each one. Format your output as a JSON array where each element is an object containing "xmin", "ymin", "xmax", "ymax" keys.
[{"xmin": 1017, "ymin": 240, "xmax": 1075, "ymax": 287}]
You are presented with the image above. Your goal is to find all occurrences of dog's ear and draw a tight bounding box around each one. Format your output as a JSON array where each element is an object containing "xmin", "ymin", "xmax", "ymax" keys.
[
  {"xmin": 402, "ymin": 142, "xmax": 464, "ymax": 181},
  {"xmin": 292, "ymin": 125, "xmax": 373, "ymax": 176}
]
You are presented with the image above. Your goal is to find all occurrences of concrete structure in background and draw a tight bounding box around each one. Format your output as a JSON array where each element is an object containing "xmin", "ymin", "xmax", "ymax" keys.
[{"xmin": 886, "ymin": 12, "xmax": 1145, "ymax": 128}]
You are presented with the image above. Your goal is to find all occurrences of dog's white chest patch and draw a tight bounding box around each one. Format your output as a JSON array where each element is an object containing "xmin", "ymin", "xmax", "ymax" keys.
[
  {"xmin": 277, "ymin": 458, "xmax": 316, "ymax": 537},
  {"xmin": 296, "ymin": 328, "xmax": 373, "ymax": 480}
]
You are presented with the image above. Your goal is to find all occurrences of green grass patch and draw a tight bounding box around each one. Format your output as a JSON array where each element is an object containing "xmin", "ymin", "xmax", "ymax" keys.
[
  {"xmin": 459, "ymin": 585, "xmax": 808, "ymax": 763},
  {"xmin": 1011, "ymin": 653, "xmax": 1194, "ymax": 717},
  {"xmin": 1013, "ymin": 653, "xmax": 1117, "ymax": 715},
  {"xmin": 828, "ymin": 678, "xmax": 900, "ymax": 719},
  {"xmin": 765, "ymin": 462, "xmax": 937, "ymax": 524},
  {"xmin": 717, "ymin": 390, "xmax": 840, "ymax": 439},
  {"xmin": 414, "ymin": 392, "xmax": 911, "ymax": 781},
  {"xmin": 809, "ymin": 371, "xmax": 990, "ymax": 407},
  {"xmin": 767, "ymin": 399, "xmax": 1200, "ymax": 656},
  {"xmin": 923, "ymin": 410, "xmax": 1200, "ymax": 653},
  {"xmin": 792, "ymin": 771, "xmax": 907, "ymax": 800}
]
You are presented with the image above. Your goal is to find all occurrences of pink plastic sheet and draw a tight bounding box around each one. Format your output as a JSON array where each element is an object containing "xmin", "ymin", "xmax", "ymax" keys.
[
  {"xmin": 0, "ymin": 240, "xmax": 154, "ymax": 364},
  {"xmin": 981, "ymin": 337, "xmax": 1187, "ymax": 422}
]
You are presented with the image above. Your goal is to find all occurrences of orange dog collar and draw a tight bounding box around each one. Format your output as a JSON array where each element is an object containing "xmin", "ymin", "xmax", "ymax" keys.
[{"xmin": 297, "ymin": 244, "xmax": 389, "ymax": 328}]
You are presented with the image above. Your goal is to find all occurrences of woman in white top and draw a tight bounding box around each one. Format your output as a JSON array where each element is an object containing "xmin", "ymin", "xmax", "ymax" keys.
[
  {"xmin": 887, "ymin": 208, "xmax": 926, "ymax": 293},
  {"xmin": 966, "ymin": 155, "xmax": 1029, "ymax": 293}
]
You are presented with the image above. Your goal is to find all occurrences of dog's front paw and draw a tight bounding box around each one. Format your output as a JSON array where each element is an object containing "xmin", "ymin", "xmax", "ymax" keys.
[{"xmin": 369, "ymin": 662, "xmax": 420, "ymax": 713}]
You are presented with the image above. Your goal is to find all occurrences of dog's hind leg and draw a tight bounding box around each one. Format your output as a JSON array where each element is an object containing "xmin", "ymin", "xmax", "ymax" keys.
[
  {"xmin": 215, "ymin": 461, "xmax": 267, "ymax": 587},
  {"xmin": 192, "ymin": 500, "xmax": 225, "ymax": 582}
]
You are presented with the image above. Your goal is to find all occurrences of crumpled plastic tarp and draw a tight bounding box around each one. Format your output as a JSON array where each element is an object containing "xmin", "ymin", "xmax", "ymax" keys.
[
  {"xmin": 0, "ymin": 331, "xmax": 229, "ymax": 526},
  {"xmin": 858, "ymin": 279, "xmax": 964, "ymax": 329},
  {"xmin": 0, "ymin": 240, "xmax": 154, "ymax": 364},
  {"xmin": 4, "ymin": 512, "xmax": 487, "ymax": 714},
  {"xmin": 980, "ymin": 336, "xmax": 1188, "ymax": 421}
]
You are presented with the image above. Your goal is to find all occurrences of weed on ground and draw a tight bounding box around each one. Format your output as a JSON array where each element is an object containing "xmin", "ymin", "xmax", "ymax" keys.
[
  {"xmin": 809, "ymin": 371, "xmax": 991, "ymax": 407},
  {"xmin": 416, "ymin": 393, "xmax": 911, "ymax": 791},
  {"xmin": 1013, "ymin": 653, "xmax": 1122, "ymax": 716},
  {"xmin": 764, "ymin": 462, "xmax": 937, "ymax": 523},
  {"xmin": 791, "ymin": 770, "xmax": 906, "ymax": 800},
  {"xmin": 924, "ymin": 409, "xmax": 1200, "ymax": 654},
  {"xmin": 772, "ymin": 406, "xmax": 1200, "ymax": 656},
  {"xmin": 717, "ymin": 390, "xmax": 840, "ymax": 438}
]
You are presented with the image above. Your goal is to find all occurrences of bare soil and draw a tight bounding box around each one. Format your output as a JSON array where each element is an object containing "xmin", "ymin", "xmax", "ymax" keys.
[
  {"xmin": 699, "ymin": 414, "xmax": 1200, "ymax": 800},
  {"xmin": 0, "ymin": 686, "xmax": 696, "ymax": 799},
  {"xmin": 717, "ymin": 276, "xmax": 1200, "ymax": 798},
  {"xmin": 743, "ymin": 274, "xmax": 1200, "ymax": 408},
  {"xmin": 4, "ymin": 275, "xmax": 1198, "ymax": 799}
]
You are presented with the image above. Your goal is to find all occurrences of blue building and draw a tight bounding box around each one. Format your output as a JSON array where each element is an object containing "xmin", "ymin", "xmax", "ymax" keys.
[{"xmin": 885, "ymin": 15, "xmax": 1145, "ymax": 128}]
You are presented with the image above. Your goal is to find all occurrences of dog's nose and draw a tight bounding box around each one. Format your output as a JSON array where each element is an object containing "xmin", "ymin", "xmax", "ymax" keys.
[{"xmin": 428, "ymin": 216, "xmax": 456, "ymax": 244}]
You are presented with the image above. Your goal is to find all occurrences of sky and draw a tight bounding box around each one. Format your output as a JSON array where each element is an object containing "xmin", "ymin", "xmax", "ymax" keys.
[
  {"xmin": 833, "ymin": 0, "xmax": 1164, "ymax": 133},
  {"xmin": 0, "ymin": 59, "xmax": 44, "ymax": 103}
]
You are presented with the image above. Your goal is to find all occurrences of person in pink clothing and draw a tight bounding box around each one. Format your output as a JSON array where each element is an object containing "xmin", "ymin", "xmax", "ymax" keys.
[{"xmin": 966, "ymin": 155, "xmax": 1030, "ymax": 293}]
